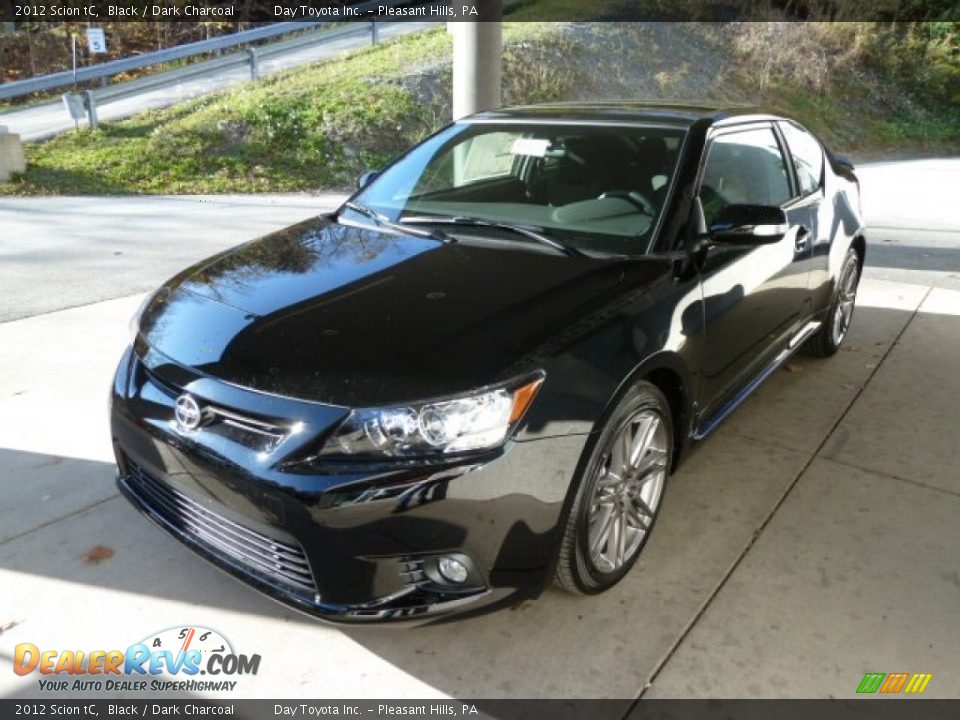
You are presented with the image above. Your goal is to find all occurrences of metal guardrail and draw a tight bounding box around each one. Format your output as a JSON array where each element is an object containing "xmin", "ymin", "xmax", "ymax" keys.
[
  {"xmin": 0, "ymin": 0, "xmax": 413, "ymax": 102},
  {"xmin": 65, "ymin": 23, "xmax": 379, "ymax": 130},
  {"xmin": 0, "ymin": 22, "xmax": 324, "ymax": 102}
]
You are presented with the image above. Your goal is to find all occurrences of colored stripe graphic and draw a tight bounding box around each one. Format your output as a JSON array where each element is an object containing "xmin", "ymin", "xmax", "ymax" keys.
[
  {"xmin": 879, "ymin": 673, "xmax": 909, "ymax": 693},
  {"xmin": 904, "ymin": 674, "xmax": 933, "ymax": 694},
  {"xmin": 859, "ymin": 672, "xmax": 932, "ymax": 694},
  {"xmin": 857, "ymin": 673, "xmax": 886, "ymax": 694}
]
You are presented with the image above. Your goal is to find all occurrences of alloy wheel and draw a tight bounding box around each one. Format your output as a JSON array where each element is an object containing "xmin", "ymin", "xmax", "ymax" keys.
[
  {"xmin": 832, "ymin": 260, "xmax": 859, "ymax": 346},
  {"xmin": 587, "ymin": 410, "xmax": 668, "ymax": 573}
]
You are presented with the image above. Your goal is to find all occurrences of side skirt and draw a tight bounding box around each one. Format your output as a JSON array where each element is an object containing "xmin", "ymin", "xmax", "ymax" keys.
[{"xmin": 692, "ymin": 320, "xmax": 822, "ymax": 440}]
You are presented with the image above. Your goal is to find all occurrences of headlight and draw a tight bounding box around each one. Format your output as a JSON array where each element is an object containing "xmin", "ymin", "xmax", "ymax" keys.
[{"xmin": 322, "ymin": 375, "xmax": 544, "ymax": 459}]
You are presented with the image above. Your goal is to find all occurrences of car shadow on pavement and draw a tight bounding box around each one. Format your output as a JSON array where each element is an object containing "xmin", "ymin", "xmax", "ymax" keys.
[
  {"xmin": 339, "ymin": 296, "xmax": 960, "ymax": 698},
  {"xmin": 0, "ymin": 449, "xmax": 305, "ymax": 622},
  {"xmin": 2, "ymin": 413, "xmax": 814, "ymax": 700},
  {"xmin": 3, "ymin": 297, "xmax": 954, "ymax": 700}
]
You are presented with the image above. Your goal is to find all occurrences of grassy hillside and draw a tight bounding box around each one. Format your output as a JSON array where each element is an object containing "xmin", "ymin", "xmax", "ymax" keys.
[{"xmin": 2, "ymin": 21, "xmax": 957, "ymax": 195}]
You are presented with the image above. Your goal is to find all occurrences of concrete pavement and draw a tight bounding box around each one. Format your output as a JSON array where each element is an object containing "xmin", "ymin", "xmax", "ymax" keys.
[
  {"xmin": 1, "ymin": 277, "xmax": 955, "ymax": 700},
  {"xmin": 647, "ymin": 285, "xmax": 960, "ymax": 699},
  {"xmin": 0, "ymin": 23, "xmax": 437, "ymax": 143},
  {"xmin": 1, "ymin": 159, "xmax": 958, "ymax": 700}
]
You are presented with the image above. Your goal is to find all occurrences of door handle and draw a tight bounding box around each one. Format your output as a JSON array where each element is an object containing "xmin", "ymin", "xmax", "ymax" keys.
[{"xmin": 795, "ymin": 226, "xmax": 810, "ymax": 253}]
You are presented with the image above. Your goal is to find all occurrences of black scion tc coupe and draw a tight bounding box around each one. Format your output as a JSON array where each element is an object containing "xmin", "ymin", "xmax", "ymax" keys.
[{"xmin": 112, "ymin": 102, "xmax": 865, "ymax": 623}]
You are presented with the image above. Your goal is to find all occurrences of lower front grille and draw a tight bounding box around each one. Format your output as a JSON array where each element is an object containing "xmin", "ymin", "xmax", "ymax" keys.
[{"xmin": 125, "ymin": 460, "xmax": 317, "ymax": 597}]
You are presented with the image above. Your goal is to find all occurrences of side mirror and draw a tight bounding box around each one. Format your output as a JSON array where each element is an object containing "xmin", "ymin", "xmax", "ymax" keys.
[
  {"xmin": 834, "ymin": 154, "xmax": 855, "ymax": 171},
  {"xmin": 708, "ymin": 204, "xmax": 788, "ymax": 245},
  {"xmin": 356, "ymin": 170, "xmax": 379, "ymax": 191}
]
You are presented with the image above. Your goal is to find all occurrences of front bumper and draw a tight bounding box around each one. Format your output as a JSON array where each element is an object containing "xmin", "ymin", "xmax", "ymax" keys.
[{"xmin": 111, "ymin": 344, "xmax": 588, "ymax": 624}]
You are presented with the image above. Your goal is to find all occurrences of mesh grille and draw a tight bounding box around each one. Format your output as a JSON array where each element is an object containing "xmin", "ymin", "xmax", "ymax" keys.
[{"xmin": 126, "ymin": 460, "xmax": 316, "ymax": 596}]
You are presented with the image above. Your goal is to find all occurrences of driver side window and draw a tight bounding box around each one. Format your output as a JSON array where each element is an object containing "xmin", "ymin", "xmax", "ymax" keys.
[{"xmin": 700, "ymin": 127, "xmax": 792, "ymax": 227}]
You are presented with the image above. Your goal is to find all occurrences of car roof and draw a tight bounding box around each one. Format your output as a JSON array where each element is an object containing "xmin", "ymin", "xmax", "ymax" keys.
[{"xmin": 468, "ymin": 101, "xmax": 784, "ymax": 128}]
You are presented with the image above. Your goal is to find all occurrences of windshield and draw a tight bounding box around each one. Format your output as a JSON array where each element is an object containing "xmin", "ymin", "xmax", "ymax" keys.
[{"xmin": 351, "ymin": 122, "xmax": 686, "ymax": 256}]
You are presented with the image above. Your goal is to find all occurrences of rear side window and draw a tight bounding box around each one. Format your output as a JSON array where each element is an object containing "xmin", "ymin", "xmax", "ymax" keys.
[
  {"xmin": 699, "ymin": 126, "xmax": 792, "ymax": 226},
  {"xmin": 779, "ymin": 122, "xmax": 824, "ymax": 196}
]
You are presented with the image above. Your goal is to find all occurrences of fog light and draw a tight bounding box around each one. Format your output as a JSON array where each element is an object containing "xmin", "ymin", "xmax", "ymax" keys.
[{"xmin": 437, "ymin": 555, "xmax": 469, "ymax": 584}]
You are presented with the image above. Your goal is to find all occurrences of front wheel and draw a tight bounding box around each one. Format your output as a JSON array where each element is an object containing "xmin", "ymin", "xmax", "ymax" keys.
[
  {"xmin": 806, "ymin": 247, "xmax": 860, "ymax": 357},
  {"xmin": 555, "ymin": 382, "xmax": 673, "ymax": 594}
]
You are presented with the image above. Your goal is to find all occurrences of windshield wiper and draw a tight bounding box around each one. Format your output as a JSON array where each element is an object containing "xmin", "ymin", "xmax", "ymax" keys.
[
  {"xmin": 400, "ymin": 215, "xmax": 584, "ymax": 258},
  {"xmin": 341, "ymin": 202, "xmax": 454, "ymax": 244}
]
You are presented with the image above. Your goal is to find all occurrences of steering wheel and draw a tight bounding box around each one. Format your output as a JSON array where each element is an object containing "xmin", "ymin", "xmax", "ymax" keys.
[{"xmin": 599, "ymin": 190, "xmax": 657, "ymax": 217}]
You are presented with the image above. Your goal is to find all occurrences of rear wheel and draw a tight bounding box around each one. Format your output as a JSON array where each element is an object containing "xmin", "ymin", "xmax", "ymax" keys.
[
  {"xmin": 806, "ymin": 247, "xmax": 860, "ymax": 357},
  {"xmin": 556, "ymin": 382, "xmax": 673, "ymax": 594}
]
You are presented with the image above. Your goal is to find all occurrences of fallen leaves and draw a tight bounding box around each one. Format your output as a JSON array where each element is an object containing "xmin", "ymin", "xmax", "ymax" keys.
[{"xmin": 82, "ymin": 545, "xmax": 115, "ymax": 565}]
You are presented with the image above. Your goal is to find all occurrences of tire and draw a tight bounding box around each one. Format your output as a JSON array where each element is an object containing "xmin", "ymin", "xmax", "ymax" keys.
[
  {"xmin": 805, "ymin": 247, "xmax": 861, "ymax": 358},
  {"xmin": 556, "ymin": 381, "xmax": 673, "ymax": 595}
]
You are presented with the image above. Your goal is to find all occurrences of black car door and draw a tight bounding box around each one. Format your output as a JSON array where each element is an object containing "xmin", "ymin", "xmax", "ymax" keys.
[
  {"xmin": 694, "ymin": 122, "xmax": 813, "ymax": 430},
  {"xmin": 778, "ymin": 120, "xmax": 829, "ymax": 296}
]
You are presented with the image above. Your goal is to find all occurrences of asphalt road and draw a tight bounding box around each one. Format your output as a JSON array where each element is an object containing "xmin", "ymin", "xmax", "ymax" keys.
[
  {"xmin": 0, "ymin": 158, "xmax": 956, "ymax": 324},
  {"xmin": 0, "ymin": 22, "xmax": 436, "ymax": 142},
  {"xmin": 0, "ymin": 193, "xmax": 345, "ymax": 323},
  {"xmin": 855, "ymin": 158, "xmax": 960, "ymax": 290}
]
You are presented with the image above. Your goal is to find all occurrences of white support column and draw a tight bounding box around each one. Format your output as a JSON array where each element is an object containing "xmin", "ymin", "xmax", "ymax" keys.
[
  {"xmin": 451, "ymin": 20, "xmax": 503, "ymax": 121},
  {"xmin": 0, "ymin": 126, "xmax": 27, "ymax": 182}
]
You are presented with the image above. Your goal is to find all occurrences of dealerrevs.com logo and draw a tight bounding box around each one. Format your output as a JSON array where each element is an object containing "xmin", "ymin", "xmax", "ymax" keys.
[{"xmin": 13, "ymin": 626, "xmax": 260, "ymax": 693}]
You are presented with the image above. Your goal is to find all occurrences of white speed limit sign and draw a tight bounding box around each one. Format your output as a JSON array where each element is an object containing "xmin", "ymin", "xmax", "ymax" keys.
[{"xmin": 86, "ymin": 28, "xmax": 107, "ymax": 54}]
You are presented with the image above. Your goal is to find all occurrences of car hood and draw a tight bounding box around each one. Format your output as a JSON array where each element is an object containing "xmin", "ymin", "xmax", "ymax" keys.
[{"xmin": 140, "ymin": 216, "xmax": 654, "ymax": 406}]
